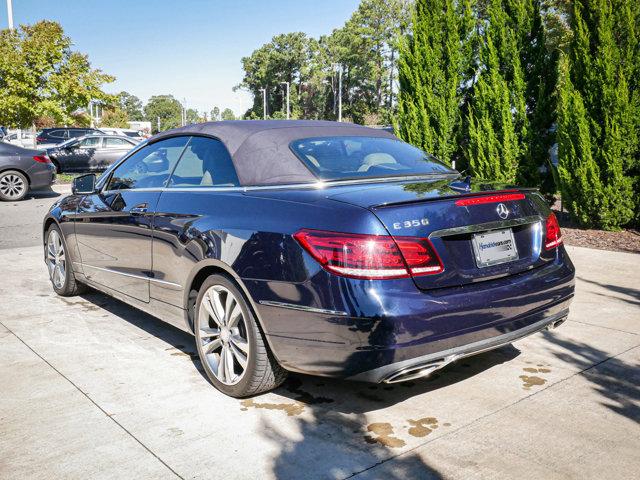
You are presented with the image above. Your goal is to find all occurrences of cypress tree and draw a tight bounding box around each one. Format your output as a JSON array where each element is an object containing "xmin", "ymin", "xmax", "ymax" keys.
[
  {"xmin": 557, "ymin": 0, "xmax": 636, "ymax": 229},
  {"xmin": 396, "ymin": 0, "xmax": 464, "ymax": 165},
  {"xmin": 464, "ymin": 0, "xmax": 524, "ymax": 181}
]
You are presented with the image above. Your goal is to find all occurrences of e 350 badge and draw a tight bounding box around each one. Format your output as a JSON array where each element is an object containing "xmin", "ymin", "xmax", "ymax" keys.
[{"xmin": 392, "ymin": 218, "xmax": 430, "ymax": 230}]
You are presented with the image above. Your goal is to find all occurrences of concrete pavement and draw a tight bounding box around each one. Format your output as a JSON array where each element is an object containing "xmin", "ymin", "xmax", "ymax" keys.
[
  {"xmin": 0, "ymin": 226, "xmax": 638, "ymax": 478},
  {"xmin": 0, "ymin": 184, "xmax": 71, "ymax": 250}
]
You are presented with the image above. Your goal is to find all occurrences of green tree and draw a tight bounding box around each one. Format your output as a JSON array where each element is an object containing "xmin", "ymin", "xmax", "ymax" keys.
[
  {"xmin": 185, "ymin": 108, "xmax": 200, "ymax": 124},
  {"xmin": 221, "ymin": 108, "xmax": 236, "ymax": 121},
  {"xmin": 100, "ymin": 107, "xmax": 129, "ymax": 128},
  {"xmin": 237, "ymin": 32, "xmax": 312, "ymax": 119},
  {"xmin": 396, "ymin": 0, "xmax": 464, "ymax": 165},
  {"xmin": 144, "ymin": 95, "xmax": 182, "ymax": 133},
  {"xmin": 236, "ymin": 1, "xmax": 412, "ymax": 123},
  {"xmin": 211, "ymin": 106, "xmax": 220, "ymax": 121},
  {"xmin": 0, "ymin": 21, "xmax": 114, "ymax": 128},
  {"xmin": 118, "ymin": 91, "xmax": 144, "ymax": 121},
  {"xmin": 463, "ymin": 0, "xmax": 524, "ymax": 181},
  {"xmin": 556, "ymin": 0, "xmax": 637, "ymax": 229}
]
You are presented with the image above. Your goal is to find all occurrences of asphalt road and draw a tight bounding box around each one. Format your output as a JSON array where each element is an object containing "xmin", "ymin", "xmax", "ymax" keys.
[
  {"xmin": 0, "ymin": 191, "xmax": 639, "ymax": 479},
  {"xmin": 0, "ymin": 184, "xmax": 70, "ymax": 250}
]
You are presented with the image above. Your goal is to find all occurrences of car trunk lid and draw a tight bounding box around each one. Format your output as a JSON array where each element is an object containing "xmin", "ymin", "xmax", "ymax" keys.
[{"xmin": 328, "ymin": 178, "xmax": 552, "ymax": 290}]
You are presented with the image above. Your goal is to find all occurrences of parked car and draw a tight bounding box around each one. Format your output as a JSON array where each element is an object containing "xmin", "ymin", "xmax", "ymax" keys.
[
  {"xmin": 47, "ymin": 134, "xmax": 138, "ymax": 173},
  {"xmin": 36, "ymin": 127, "xmax": 104, "ymax": 148},
  {"xmin": 43, "ymin": 120, "xmax": 575, "ymax": 398},
  {"xmin": 3, "ymin": 131, "xmax": 36, "ymax": 149},
  {"xmin": 99, "ymin": 127, "xmax": 145, "ymax": 142},
  {"xmin": 0, "ymin": 142, "xmax": 55, "ymax": 201}
]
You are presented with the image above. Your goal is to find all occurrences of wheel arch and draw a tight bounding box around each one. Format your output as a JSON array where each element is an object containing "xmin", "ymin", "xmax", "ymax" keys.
[
  {"xmin": 182, "ymin": 260, "xmax": 266, "ymax": 336},
  {"xmin": 43, "ymin": 216, "xmax": 60, "ymax": 243}
]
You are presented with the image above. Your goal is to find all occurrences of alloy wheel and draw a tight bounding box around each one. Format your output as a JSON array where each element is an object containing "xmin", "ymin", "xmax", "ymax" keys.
[
  {"xmin": 47, "ymin": 230, "xmax": 66, "ymax": 289},
  {"xmin": 0, "ymin": 173, "xmax": 26, "ymax": 200},
  {"xmin": 198, "ymin": 285, "xmax": 249, "ymax": 385}
]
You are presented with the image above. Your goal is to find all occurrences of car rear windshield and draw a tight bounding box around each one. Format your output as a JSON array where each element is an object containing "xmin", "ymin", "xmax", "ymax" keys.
[{"xmin": 290, "ymin": 136, "xmax": 455, "ymax": 181}]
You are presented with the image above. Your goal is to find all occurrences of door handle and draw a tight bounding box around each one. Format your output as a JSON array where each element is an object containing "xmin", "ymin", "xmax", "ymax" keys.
[{"xmin": 130, "ymin": 203, "xmax": 148, "ymax": 215}]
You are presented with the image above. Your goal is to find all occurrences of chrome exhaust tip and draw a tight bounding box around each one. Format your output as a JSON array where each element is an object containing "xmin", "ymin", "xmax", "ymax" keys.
[
  {"xmin": 382, "ymin": 355, "xmax": 458, "ymax": 384},
  {"xmin": 546, "ymin": 316, "xmax": 568, "ymax": 331}
]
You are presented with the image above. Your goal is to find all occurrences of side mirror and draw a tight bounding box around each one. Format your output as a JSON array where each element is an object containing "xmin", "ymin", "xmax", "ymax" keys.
[{"xmin": 72, "ymin": 174, "xmax": 96, "ymax": 195}]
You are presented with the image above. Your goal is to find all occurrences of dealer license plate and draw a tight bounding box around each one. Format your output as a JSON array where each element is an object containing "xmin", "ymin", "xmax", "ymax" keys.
[{"xmin": 472, "ymin": 228, "xmax": 518, "ymax": 268}]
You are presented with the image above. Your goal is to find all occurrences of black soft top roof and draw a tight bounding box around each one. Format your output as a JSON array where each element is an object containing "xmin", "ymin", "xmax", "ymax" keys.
[{"xmin": 153, "ymin": 120, "xmax": 397, "ymax": 186}]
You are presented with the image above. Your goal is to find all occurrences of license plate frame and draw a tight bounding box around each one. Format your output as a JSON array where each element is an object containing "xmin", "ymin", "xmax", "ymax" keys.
[{"xmin": 471, "ymin": 228, "xmax": 519, "ymax": 268}]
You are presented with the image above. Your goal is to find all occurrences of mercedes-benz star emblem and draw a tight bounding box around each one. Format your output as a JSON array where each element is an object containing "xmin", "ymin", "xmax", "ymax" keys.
[{"xmin": 496, "ymin": 203, "xmax": 509, "ymax": 219}]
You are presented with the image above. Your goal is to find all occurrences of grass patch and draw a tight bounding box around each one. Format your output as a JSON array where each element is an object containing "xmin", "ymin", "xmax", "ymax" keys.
[{"xmin": 56, "ymin": 173, "xmax": 77, "ymax": 184}]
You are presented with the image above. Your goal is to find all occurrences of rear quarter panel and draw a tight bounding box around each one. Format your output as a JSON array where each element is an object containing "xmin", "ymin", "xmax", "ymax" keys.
[{"xmin": 150, "ymin": 189, "xmax": 387, "ymax": 312}]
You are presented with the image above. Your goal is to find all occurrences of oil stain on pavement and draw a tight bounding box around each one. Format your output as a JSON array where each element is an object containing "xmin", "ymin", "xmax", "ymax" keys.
[
  {"xmin": 407, "ymin": 417, "xmax": 439, "ymax": 437},
  {"xmin": 519, "ymin": 365, "xmax": 551, "ymax": 389},
  {"xmin": 240, "ymin": 398, "xmax": 305, "ymax": 416},
  {"xmin": 364, "ymin": 423, "xmax": 406, "ymax": 448}
]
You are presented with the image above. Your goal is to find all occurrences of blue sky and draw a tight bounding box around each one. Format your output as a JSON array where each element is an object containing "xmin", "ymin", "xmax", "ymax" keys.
[{"xmin": 1, "ymin": 0, "xmax": 360, "ymax": 116}]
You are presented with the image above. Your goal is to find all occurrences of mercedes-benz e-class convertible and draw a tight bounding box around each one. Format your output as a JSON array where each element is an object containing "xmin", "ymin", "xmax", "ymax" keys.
[{"xmin": 43, "ymin": 120, "xmax": 574, "ymax": 397}]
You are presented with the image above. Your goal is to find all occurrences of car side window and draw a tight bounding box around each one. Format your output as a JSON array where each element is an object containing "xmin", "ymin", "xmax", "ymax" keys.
[
  {"xmin": 168, "ymin": 137, "xmax": 239, "ymax": 187},
  {"xmin": 79, "ymin": 136, "xmax": 101, "ymax": 147},
  {"xmin": 104, "ymin": 137, "xmax": 130, "ymax": 148},
  {"xmin": 106, "ymin": 136, "xmax": 190, "ymax": 191},
  {"xmin": 50, "ymin": 130, "xmax": 64, "ymax": 138},
  {"xmin": 68, "ymin": 130, "xmax": 85, "ymax": 138}
]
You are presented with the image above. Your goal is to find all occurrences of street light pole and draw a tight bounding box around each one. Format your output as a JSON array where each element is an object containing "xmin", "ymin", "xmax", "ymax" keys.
[
  {"xmin": 338, "ymin": 66, "xmax": 342, "ymax": 122},
  {"xmin": 6, "ymin": 0, "xmax": 13, "ymax": 30},
  {"xmin": 280, "ymin": 82, "xmax": 290, "ymax": 120},
  {"xmin": 259, "ymin": 88, "xmax": 267, "ymax": 120}
]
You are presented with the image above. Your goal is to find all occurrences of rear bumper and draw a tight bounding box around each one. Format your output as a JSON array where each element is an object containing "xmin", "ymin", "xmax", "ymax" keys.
[
  {"xmin": 249, "ymin": 247, "xmax": 575, "ymax": 381},
  {"xmin": 28, "ymin": 163, "xmax": 56, "ymax": 190},
  {"xmin": 350, "ymin": 308, "xmax": 569, "ymax": 383}
]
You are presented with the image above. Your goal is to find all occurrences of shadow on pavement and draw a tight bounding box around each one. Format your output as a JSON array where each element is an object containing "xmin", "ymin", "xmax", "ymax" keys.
[
  {"xmin": 27, "ymin": 188, "xmax": 62, "ymax": 199},
  {"xmin": 542, "ymin": 330, "xmax": 640, "ymax": 425},
  {"xmin": 577, "ymin": 275, "xmax": 640, "ymax": 307}
]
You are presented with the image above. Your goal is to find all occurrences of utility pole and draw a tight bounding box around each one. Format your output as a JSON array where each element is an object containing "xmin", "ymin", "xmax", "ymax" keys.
[
  {"xmin": 6, "ymin": 0, "xmax": 13, "ymax": 30},
  {"xmin": 157, "ymin": 116, "xmax": 161, "ymax": 132},
  {"xmin": 259, "ymin": 88, "xmax": 267, "ymax": 120},
  {"xmin": 280, "ymin": 82, "xmax": 290, "ymax": 120}
]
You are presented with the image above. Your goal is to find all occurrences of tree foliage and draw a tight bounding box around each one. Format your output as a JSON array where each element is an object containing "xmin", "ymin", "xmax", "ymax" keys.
[
  {"xmin": 144, "ymin": 95, "xmax": 183, "ymax": 133},
  {"xmin": 237, "ymin": 1, "xmax": 412, "ymax": 123},
  {"xmin": 118, "ymin": 91, "xmax": 144, "ymax": 121},
  {"xmin": 221, "ymin": 108, "xmax": 236, "ymax": 121},
  {"xmin": 396, "ymin": 0, "xmax": 465, "ymax": 165},
  {"xmin": 99, "ymin": 107, "xmax": 129, "ymax": 128},
  {"xmin": 0, "ymin": 21, "xmax": 114, "ymax": 128},
  {"xmin": 556, "ymin": 0, "xmax": 638, "ymax": 229}
]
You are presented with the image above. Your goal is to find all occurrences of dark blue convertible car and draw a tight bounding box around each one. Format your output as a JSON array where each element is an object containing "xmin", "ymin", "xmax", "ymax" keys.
[{"xmin": 43, "ymin": 120, "xmax": 574, "ymax": 397}]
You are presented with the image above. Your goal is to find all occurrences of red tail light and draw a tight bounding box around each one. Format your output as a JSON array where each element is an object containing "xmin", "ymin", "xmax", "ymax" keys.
[
  {"xmin": 33, "ymin": 155, "xmax": 51, "ymax": 164},
  {"xmin": 36, "ymin": 137, "xmax": 45, "ymax": 143},
  {"xmin": 544, "ymin": 213, "xmax": 563, "ymax": 250},
  {"xmin": 293, "ymin": 229, "xmax": 443, "ymax": 280},
  {"xmin": 455, "ymin": 192, "xmax": 525, "ymax": 206}
]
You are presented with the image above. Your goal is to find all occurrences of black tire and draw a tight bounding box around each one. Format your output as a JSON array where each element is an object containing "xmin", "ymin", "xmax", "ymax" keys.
[
  {"xmin": 45, "ymin": 224, "xmax": 88, "ymax": 296},
  {"xmin": 194, "ymin": 274, "xmax": 287, "ymax": 397},
  {"xmin": 0, "ymin": 170, "xmax": 29, "ymax": 201}
]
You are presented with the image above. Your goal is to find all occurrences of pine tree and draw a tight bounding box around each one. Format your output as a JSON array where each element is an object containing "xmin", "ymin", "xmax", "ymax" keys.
[
  {"xmin": 557, "ymin": 0, "xmax": 636, "ymax": 229},
  {"xmin": 395, "ymin": 0, "xmax": 465, "ymax": 165}
]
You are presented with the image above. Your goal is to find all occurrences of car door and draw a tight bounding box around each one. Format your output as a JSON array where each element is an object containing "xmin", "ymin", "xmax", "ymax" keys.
[
  {"xmin": 74, "ymin": 136, "xmax": 190, "ymax": 302},
  {"xmin": 60, "ymin": 136, "xmax": 101, "ymax": 172},
  {"xmin": 99, "ymin": 137, "xmax": 135, "ymax": 169},
  {"xmin": 151, "ymin": 136, "xmax": 241, "ymax": 307}
]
